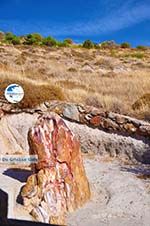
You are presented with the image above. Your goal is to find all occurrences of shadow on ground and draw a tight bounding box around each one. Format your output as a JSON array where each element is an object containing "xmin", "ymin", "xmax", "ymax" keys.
[
  {"xmin": 0, "ymin": 189, "xmax": 8, "ymax": 218},
  {"xmin": 121, "ymin": 165, "xmax": 150, "ymax": 179},
  {"xmin": 3, "ymin": 168, "xmax": 32, "ymax": 183},
  {"xmin": 0, "ymin": 218, "xmax": 64, "ymax": 226}
]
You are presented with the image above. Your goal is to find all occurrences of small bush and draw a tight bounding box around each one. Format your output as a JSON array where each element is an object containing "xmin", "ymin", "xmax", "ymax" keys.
[
  {"xmin": 5, "ymin": 32, "xmax": 14, "ymax": 41},
  {"xmin": 64, "ymin": 38, "xmax": 73, "ymax": 45},
  {"xmin": 100, "ymin": 42, "xmax": 108, "ymax": 48},
  {"xmin": 5, "ymin": 32, "xmax": 21, "ymax": 45},
  {"xmin": 136, "ymin": 45, "xmax": 147, "ymax": 51},
  {"xmin": 42, "ymin": 36, "xmax": 57, "ymax": 47},
  {"xmin": 24, "ymin": 33, "xmax": 43, "ymax": 45},
  {"xmin": 57, "ymin": 41, "xmax": 69, "ymax": 47},
  {"xmin": 31, "ymin": 33, "xmax": 43, "ymax": 42},
  {"xmin": 100, "ymin": 41, "xmax": 117, "ymax": 49},
  {"xmin": 82, "ymin": 40, "xmax": 94, "ymax": 49},
  {"xmin": 11, "ymin": 36, "xmax": 20, "ymax": 45},
  {"xmin": 121, "ymin": 42, "xmax": 131, "ymax": 48},
  {"xmin": 0, "ymin": 77, "xmax": 65, "ymax": 109}
]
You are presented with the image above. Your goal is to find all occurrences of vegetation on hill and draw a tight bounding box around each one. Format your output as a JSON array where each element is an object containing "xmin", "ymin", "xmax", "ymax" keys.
[
  {"xmin": 0, "ymin": 30, "xmax": 149, "ymax": 121},
  {"xmin": 120, "ymin": 42, "xmax": 131, "ymax": 48},
  {"xmin": 5, "ymin": 32, "xmax": 21, "ymax": 45},
  {"xmin": 83, "ymin": 40, "xmax": 95, "ymax": 49},
  {"xmin": 0, "ymin": 30, "xmax": 149, "ymax": 50}
]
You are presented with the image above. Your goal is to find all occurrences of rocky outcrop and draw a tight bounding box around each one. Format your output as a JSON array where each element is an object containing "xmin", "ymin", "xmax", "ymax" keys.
[
  {"xmin": 47, "ymin": 102, "xmax": 150, "ymax": 138},
  {"xmin": 0, "ymin": 101, "xmax": 150, "ymax": 164},
  {"xmin": 21, "ymin": 114, "xmax": 90, "ymax": 225},
  {"xmin": 1, "ymin": 101, "xmax": 150, "ymax": 138}
]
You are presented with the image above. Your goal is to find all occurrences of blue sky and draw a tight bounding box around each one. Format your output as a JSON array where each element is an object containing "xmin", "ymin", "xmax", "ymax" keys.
[{"xmin": 0, "ymin": 0, "xmax": 150, "ymax": 46}]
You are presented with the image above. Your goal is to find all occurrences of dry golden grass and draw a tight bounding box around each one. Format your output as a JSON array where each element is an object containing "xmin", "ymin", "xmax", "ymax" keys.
[
  {"xmin": 0, "ymin": 69, "xmax": 65, "ymax": 108},
  {"xmin": 0, "ymin": 45, "xmax": 150, "ymax": 120},
  {"xmin": 132, "ymin": 93, "xmax": 150, "ymax": 110},
  {"xmin": 59, "ymin": 70, "xmax": 150, "ymax": 119}
]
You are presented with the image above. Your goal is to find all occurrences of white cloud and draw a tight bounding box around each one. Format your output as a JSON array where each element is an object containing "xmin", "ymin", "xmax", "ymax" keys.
[{"xmin": 50, "ymin": 1, "xmax": 150, "ymax": 36}]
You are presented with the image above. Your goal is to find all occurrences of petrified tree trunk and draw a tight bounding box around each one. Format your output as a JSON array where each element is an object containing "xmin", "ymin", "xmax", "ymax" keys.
[{"xmin": 21, "ymin": 113, "xmax": 90, "ymax": 225}]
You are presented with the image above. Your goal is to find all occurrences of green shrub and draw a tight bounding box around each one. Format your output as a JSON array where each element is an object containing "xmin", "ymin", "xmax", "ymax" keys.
[
  {"xmin": 82, "ymin": 40, "xmax": 94, "ymax": 49},
  {"xmin": 5, "ymin": 32, "xmax": 21, "ymax": 45},
  {"xmin": 57, "ymin": 41, "xmax": 69, "ymax": 47},
  {"xmin": 64, "ymin": 38, "xmax": 73, "ymax": 45},
  {"xmin": 5, "ymin": 32, "xmax": 14, "ymax": 41},
  {"xmin": 121, "ymin": 42, "xmax": 131, "ymax": 48},
  {"xmin": 100, "ymin": 41, "xmax": 117, "ymax": 49},
  {"xmin": 24, "ymin": 36, "xmax": 36, "ymax": 45},
  {"xmin": 136, "ymin": 45, "xmax": 147, "ymax": 51},
  {"xmin": 42, "ymin": 36, "xmax": 57, "ymax": 47},
  {"xmin": 94, "ymin": 43, "xmax": 100, "ymax": 49},
  {"xmin": 31, "ymin": 33, "xmax": 43, "ymax": 42},
  {"xmin": 11, "ymin": 36, "xmax": 20, "ymax": 45},
  {"xmin": 24, "ymin": 33, "xmax": 43, "ymax": 45}
]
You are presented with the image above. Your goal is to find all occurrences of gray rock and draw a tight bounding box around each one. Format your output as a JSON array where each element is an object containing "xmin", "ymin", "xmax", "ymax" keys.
[
  {"xmin": 65, "ymin": 120, "xmax": 150, "ymax": 164},
  {"xmin": 63, "ymin": 105, "xmax": 80, "ymax": 122},
  {"xmin": 80, "ymin": 65, "xmax": 94, "ymax": 73}
]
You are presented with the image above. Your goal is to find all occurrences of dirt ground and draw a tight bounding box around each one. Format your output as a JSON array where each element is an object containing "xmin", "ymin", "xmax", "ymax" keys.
[
  {"xmin": 67, "ymin": 156, "xmax": 150, "ymax": 226},
  {"xmin": 0, "ymin": 155, "xmax": 150, "ymax": 226}
]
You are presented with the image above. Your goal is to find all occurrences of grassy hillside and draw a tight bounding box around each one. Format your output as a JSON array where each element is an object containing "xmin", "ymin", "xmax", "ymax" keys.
[{"xmin": 0, "ymin": 44, "xmax": 150, "ymax": 121}]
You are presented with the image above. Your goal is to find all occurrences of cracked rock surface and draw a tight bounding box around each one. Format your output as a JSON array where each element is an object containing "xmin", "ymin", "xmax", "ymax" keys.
[{"xmin": 21, "ymin": 114, "xmax": 90, "ymax": 225}]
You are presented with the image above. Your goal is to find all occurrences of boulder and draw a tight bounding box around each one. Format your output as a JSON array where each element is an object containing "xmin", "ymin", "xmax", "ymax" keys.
[{"xmin": 21, "ymin": 113, "xmax": 90, "ymax": 225}]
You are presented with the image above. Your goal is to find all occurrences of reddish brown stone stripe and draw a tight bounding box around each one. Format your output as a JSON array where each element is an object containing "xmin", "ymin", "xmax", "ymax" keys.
[{"xmin": 21, "ymin": 113, "xmax": 90, "ymax": 225}]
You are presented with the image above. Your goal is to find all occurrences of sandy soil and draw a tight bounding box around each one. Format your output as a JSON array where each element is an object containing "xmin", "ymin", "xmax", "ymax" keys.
[
  {"xmin": 0, "ymin": 156, "xmax": 150, "ymax": 226},
  {"xmin": 67, "ymin": 156, "xmax": 150, "ymax": 226}
]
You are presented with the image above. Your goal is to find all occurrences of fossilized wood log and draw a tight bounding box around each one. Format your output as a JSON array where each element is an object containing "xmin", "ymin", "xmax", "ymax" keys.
[{"xmin": 21, "ymin": 113, "xmax": 90, "ymax": 225}]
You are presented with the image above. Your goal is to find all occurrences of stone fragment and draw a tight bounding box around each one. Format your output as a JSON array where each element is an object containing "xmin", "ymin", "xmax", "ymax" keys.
[
  {"xmin": 115, "ymin": 115, "xmax": 127, "ymax": 124},
  {"xmin": 0, "ymin": 109, "xmax": 4, "ymax": 119},
  {"xmin": 123, "ymin": 123, "xmax": 137, "ymax": 133},
  {"xmin": 79, "ymin": 113, "xmax": 88, "ymax": 124},
  {"xmin": 80, "ymin": 65, "xmax": 94, "ymax": 73},
  {"xmin": 107, "ymin": 112, "xmax": 116, "ymax": 121},
  {"xmin": 101, "ymin": 118, "xmax": 119, "ymax": 131},
  {"xmin": 22, "ymin": 113, "xmax": 90, "ymax": 225},
  {"xmin": 85, "ymin": 114, "xmax": 92, "ymax": 121},
  {"xmin": 63, "ymin": 104, "xmax": 80, "ymax": 122},
  {"xmin": 2, "ymin": 103, "xmax": 12, "ymax": 112},
  {"xmin": 139, "ymin": 125, "xmax": 150, "ymax": 136},
  {"xmin": 91, "ymin": 108, "xmax": 106, "ymax": 117},
  {"xmin": 90, "ymin": 116, "xmax": 102, "ymax": 127},
  {"xmin": 78, "ymin": 105, "xmax": 85, "ymax": 113}
]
